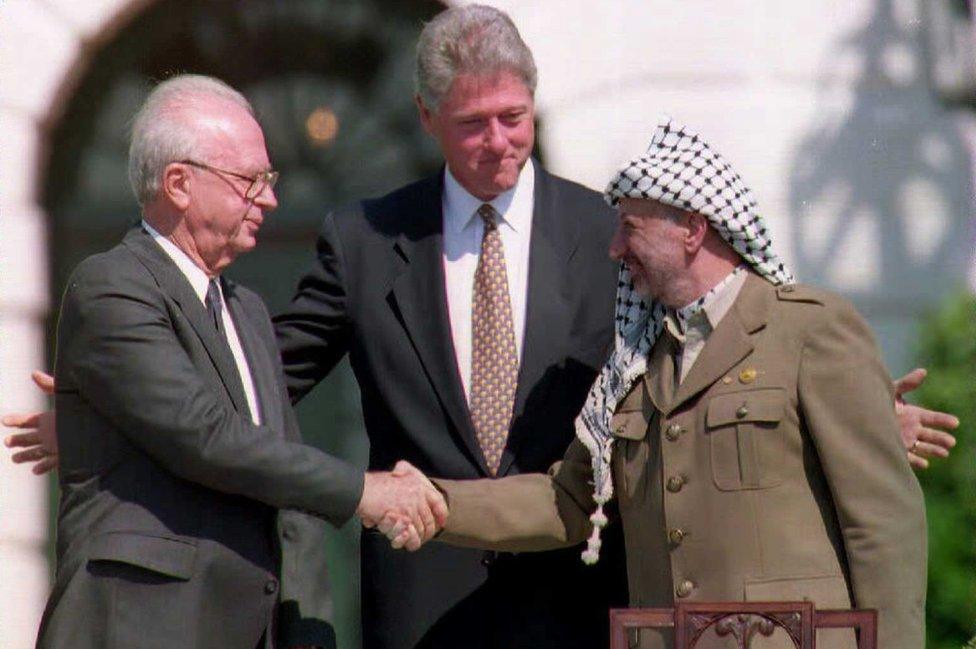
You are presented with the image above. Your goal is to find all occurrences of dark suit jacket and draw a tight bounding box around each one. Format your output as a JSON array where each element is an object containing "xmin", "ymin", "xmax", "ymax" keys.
[
  {"xmin": 38, "ymin": 226, "xmax": 364, "ymax": 649},
  {"xmin": 274, "ymin": 164, "xmax": 628, "ymax": 649}
]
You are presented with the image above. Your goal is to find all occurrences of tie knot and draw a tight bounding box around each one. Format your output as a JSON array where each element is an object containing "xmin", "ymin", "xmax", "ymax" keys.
[{"xmin": 477, "ymin": 204, "xmax": 499, "ymax": 231}]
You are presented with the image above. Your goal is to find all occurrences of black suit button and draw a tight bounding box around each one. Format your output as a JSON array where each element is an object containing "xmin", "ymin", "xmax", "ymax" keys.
[
  {"xmin": 481, "ymin": 551, "xmax": 497, "ymax": 567},
  {"xmin": 264, "ymin": 579, "xmax": 278, "ymax": 595}
]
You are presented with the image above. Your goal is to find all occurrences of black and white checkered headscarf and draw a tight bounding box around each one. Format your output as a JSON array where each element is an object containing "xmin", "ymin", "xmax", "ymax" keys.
[{"xmin": 576, "ymin": 116, "xmax": 795, "ymax": 564}]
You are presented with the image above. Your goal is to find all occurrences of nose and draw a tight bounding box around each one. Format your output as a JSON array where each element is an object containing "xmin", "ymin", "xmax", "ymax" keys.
[
  {"xmin": 253, "ymin": 184, "xmax": 278, "ymax": 211},
  {"xmin": 483, "ymin": 118, "xmax": 507, "ymax": 154},
  {"xmin": 608, "ymin": 220, "xmax": 627, "ymax": 261}
]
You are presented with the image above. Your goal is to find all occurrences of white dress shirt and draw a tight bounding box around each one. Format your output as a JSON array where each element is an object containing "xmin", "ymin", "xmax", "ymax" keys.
[
  {"xmin": 442, "ymin": 159, "xmax": 535, "ymax": 400},
  {"xmin": 142, "ymin": 221, "xmax": 263, "ymax": 425}
]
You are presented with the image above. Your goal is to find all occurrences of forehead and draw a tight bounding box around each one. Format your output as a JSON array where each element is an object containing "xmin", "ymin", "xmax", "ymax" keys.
[
  {"xmin": 439, "ymin": 70, "xmax": 533, "ymax": 114},
  {"xmin": 192, "ymin": 101, "xmax": 270, "ymax": 170}
]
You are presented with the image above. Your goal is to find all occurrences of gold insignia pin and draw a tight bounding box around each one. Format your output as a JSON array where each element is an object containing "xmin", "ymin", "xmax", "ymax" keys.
[{"xmin": 738, "ymin": 368, "xmax": 759, "ymax": 384}]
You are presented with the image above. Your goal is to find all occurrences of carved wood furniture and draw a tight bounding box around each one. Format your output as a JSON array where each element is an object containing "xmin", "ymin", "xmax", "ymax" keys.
[{"xmin": 609, "ymin": 602, "xmax": 877, "ymax": 649}]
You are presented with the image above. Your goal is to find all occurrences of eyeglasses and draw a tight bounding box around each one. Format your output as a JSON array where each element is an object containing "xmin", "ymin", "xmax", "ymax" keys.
[{"xmin": 179, "ymin": 159, "xmax": 280, "ymax": 200}]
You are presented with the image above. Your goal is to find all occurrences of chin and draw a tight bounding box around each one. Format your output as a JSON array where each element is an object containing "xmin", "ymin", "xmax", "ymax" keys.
[
  {"xmin": 234, "ymin": 238, "xmax": 258, "ymax": 255},
  {"xmin": 490, "ymin": 172, "xmax": 519, "ymax": 194}
]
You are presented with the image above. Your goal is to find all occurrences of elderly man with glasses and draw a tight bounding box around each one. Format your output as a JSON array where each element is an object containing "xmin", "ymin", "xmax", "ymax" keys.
[{"xmin": 32, "ymin": 74, "xmax": 446, "ymax": 649}]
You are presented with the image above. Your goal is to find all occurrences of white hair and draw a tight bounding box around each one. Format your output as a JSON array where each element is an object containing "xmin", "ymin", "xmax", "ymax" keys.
[
  {"xmin": 415, "ymin": 4, "xmax": 537, "ymax": 112},
  {"xmin": 127, "ymin": 74, "xmax": 254, "ymax": 205}
]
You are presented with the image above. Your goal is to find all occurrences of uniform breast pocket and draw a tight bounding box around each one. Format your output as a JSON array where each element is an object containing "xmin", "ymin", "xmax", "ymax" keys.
[{"xmin": 706, "ymin": 388, "xmax": 786, "ymax": 491}]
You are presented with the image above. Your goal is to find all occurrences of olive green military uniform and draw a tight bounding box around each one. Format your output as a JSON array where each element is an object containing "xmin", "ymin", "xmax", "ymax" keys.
[{"xmin": 437, "ymin": 273, "xmax": 926, "ymax": 649}]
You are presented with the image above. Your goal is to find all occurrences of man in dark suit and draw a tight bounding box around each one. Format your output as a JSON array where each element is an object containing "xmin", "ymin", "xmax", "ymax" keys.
[
  {"xmin": 273, "ymin": 6, "xmax": 626, "ymax": 648},
  {"xmin": 37, "ymin": 74, "xmax": 445, "ymax": 649}
]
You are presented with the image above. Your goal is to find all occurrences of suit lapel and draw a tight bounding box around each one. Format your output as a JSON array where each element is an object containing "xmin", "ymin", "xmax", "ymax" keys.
[
  {"xmin": 498, "ymin": 166, "xmax": 574, "ymax": 475},
  {"xmin": 667, "ymin": 273, "xmax": 771, "ymax": 414},
  {"xmin": 386, "ymin": 176, "xmax": 488, "ymax": 474},
  {"xmin": 224, "ymin": 281, "xmax": 285, "ymax": 435},
  {"xmin": 122, "ymin": 226, "xmax": 251, "ymax": 417}
]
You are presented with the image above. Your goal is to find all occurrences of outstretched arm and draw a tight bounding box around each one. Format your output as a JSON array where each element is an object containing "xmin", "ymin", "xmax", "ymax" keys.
[{"xmin": 382, "ymin": 438, "xmax": 597, "ymax": 553}]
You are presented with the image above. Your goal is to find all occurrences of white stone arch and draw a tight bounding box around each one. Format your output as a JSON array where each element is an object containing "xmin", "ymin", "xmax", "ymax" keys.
[{"xmin": 0, "ymin": 2, "xmax": 154, "ymax": 646}]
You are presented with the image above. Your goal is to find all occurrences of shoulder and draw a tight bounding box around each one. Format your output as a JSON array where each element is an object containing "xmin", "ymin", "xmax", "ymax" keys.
[
  {"xmin": 326, "ymin": 174, "xmax": 441, "ymax": 240},
  {"xmin": 65, "ymin": 241, "xmax": 155, "ymax": 299},
  {"xmin": 774, "ymin": 283, "xmax": 859, "ymax": 317},
  {"xmin": 536, "ymin": 167, "xmax": 617, "ymax": 242},
  {"xmin": 538, "ymin": 168, "xmax": 613, "ymax": 215},
  {"xmin": 771, "ymin": 282, "xmax": 875, "ymax": 346}
]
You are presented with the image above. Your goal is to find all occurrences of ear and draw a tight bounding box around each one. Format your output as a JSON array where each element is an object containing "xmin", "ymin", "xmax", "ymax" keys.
[
  {"xmin": 162, "ymin": 162, "xmax": 192, "ymax": 211},
  {"xmin": 683, "ymin": 212, "xmax": 708, "ymax": 254},
  {"xmin": 415, "ymin": 94, "xmax": 435, "ymax": 135}
]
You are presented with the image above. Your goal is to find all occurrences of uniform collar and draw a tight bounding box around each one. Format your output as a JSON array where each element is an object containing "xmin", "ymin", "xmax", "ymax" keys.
[{"xmin": 665, "ymin": 265, "xmax": 748, "ymax": 341}]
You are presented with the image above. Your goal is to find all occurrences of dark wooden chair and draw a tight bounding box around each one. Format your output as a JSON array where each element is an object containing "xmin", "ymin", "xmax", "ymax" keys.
[{"xmin": 609, "ymin": 602, "xmax": 877, "ymax": 649}]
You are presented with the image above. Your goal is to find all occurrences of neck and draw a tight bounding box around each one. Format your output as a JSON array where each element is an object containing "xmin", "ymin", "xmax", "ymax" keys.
[
  {"xmin": 663, "ymin": 257, "xmax": 740, "ymax": 309},
  {"xmin": 144, "ymin": 209, "xmax": 222, "ymax": 278}
]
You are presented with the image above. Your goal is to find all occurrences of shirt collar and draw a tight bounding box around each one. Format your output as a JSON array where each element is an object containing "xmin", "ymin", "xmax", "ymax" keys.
[
  {"xmin": 666, "ymin": 265, "xmax": 748, "ymax": 340},
  {"xmin": 443, "ymin": 158, "xmax": 535, "ymax": 234},
  {"xmin": 142, "ymin": 220, "xmax": 214, "ymax": 305}
]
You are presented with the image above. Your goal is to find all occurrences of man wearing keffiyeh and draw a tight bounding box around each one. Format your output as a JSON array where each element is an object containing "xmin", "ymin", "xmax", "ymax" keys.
[{"xmin": 428, "ymin": 117, "xmax": 927, "ymax": 649}]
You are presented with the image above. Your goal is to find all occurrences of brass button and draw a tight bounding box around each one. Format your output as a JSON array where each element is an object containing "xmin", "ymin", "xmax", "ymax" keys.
[
  {"xmin": 735, "ymin": 405, "xmax": 749, "ymax": 419},
  {"xmin": 666, "ymin": 475, "xmax": 685, "ymax": 493},
  {"xmin": 665, "ymin": 423, "xmax": 683, "ymax": 441},
  {"xmin": 668, "ymin": 528, "xmax": 685, "ymax": 545},
  {"xmin": 676, "ymin": 579, "xmax": 694, "ymax": 598}
]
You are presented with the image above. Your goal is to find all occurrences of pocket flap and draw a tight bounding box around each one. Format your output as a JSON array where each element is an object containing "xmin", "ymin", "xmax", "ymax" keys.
[
  {"xmin": 610, "ymin": 411, "xmax": 649, "ymax": 440},
  {"xmin": 614, "ymin": 381, "xmax": 647, "ymax": 413},
  {"xmin": 744, "ymin": 574, "xmax": 851, "ymax": 608},
  {"xmin": 88, "ymin": 531, "xmax": 197, "ymax": 580},
  {"xmin": 707, "ymin": 388, "xmax": 785, "ymax": 427}
]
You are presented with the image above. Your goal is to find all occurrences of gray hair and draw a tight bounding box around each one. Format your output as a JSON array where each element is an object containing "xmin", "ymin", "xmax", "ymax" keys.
[
  {"xmin": 128, "ymin": 74, "xmax": 254, "ymax": 206},
  {"xmin": 415, "ymin": 4, "xmax": 537, "ymax": 112}
]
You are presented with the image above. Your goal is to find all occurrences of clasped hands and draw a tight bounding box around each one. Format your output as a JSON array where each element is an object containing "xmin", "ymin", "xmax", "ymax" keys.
[{"xmin": 356, "ymin": 460, "xmax": 448, "ymax": 551}]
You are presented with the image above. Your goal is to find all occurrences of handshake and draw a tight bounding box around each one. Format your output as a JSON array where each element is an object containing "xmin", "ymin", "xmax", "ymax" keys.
[{"xmin": 356, "ymin": 461, "xmax": 448, "ymax": 551}]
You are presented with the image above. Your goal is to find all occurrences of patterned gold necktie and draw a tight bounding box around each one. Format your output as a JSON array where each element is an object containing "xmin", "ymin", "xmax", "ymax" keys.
[{"xmin": 470, "ymin": 203, "xmax": 519, "ymax": 475}]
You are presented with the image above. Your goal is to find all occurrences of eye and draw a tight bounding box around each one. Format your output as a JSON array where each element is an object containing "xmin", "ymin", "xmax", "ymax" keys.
[{"xmin": 501, "ymin": 111, "xmax": 525, "ymax": 125}]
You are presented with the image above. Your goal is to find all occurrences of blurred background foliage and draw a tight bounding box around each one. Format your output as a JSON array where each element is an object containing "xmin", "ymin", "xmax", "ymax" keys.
[{"xmin": 913, "ymin": 290, "xmax": 975, "ymax": 649}]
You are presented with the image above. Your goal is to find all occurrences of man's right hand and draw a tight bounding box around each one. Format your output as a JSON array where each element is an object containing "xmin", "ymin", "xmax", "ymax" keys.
[
  {"xmin": 357, "ymin": 460, "xmax": 448, "ymax": 552},
  {"xmin": 3, "ymin": 371, "xmax": 58, "ymax": 475}
]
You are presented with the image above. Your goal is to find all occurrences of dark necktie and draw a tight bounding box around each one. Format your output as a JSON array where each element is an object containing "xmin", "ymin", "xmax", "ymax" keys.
[
  {"xmin": 470, "ymin": 204, "xmax": 519, "ymax": 476},
  {"xmin": 205, "ymin": 278, "xmax": 224, "ymax": 335}
]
